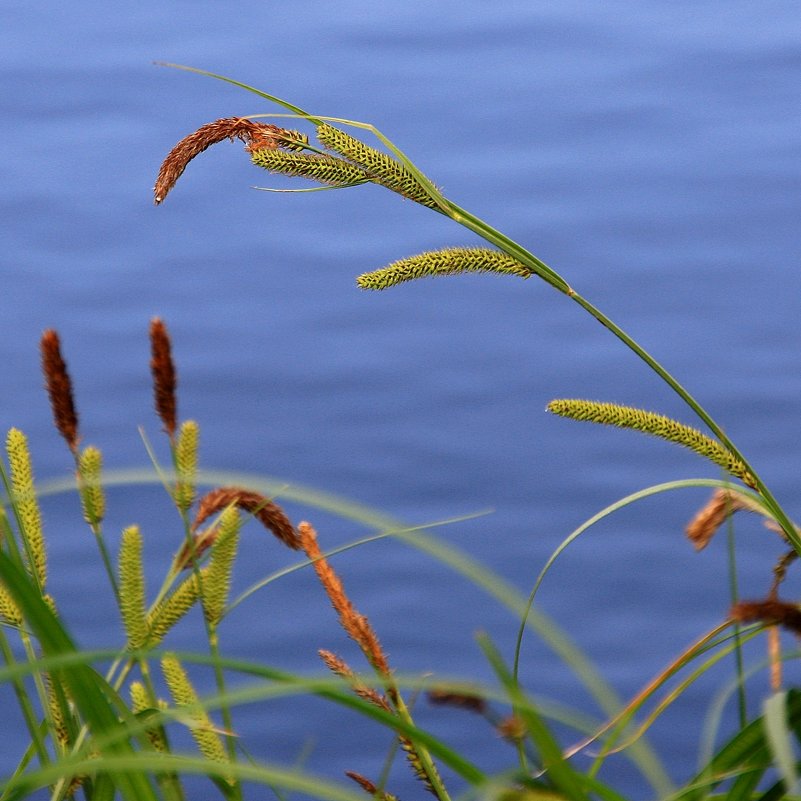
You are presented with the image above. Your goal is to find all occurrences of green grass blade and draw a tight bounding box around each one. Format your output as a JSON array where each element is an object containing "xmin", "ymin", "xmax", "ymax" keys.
[
  {"xmin": 0, "ymin": 550, "xmax": 159, "ymax": 801},
  {"xmin": 155, "ymin": 63, "xmax": 323, "ymax": 125},
  {"xmin": 763, "ymin": 691, "xmax": 800, "ymax": 795}
]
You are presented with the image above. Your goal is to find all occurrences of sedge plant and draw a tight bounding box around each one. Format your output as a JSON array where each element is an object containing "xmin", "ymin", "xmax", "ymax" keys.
[{"xmin": 0, "ymin": 66, "xmax": 799, "ymax": 800}]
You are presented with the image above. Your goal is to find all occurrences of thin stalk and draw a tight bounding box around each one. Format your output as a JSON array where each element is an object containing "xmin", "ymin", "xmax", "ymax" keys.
[
  {"xmin": 391, "ymin": 690, "xmax": 453, "ymax": 801},
  {"xmin": 208, "ymin": 629, "xmax": 240, "ymax": 772},
  {"xmin": 0, "ymin": 629, "xmax": 50, "ymax": 771}
]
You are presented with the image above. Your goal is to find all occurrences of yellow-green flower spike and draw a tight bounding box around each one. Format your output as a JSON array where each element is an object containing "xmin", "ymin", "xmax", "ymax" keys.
[
  {"xmin": 174, "ymin": 420, "xmax": 199, "ymax": 513},
  {"xmin": 146, "ymin": 570, "xmax": 202, "ymax": 646},
  {"xmin": 6, "ymin": 428, "xmax": 46, "ymax": 588},
  {"xmin": 130, "ymin": 681, "xmax": 168, "ymax": 753},
  {"xmin": 202, "ymin": 507, "xmax": 241, "ymax": 627},
  {"xmin": 0, "ymin": 583, "xmax": 22, "ymax": 627},
  {"xmin": 119, "ymin": 525, "xmax": 148, "ymax": 650},
  {"xmin": 251, "ymin": 149, "xmax": 370, "ymax": 187},
  {"xmin": 161, "ymin": 653, "xmax": 232, "ymax": 775},
  {"xmin": 358, "ymin": 247, "xmax": 531, "ymax": 291},
  {"xmin": 316, "ymin": 123, "xmax": 440, "ymax": 208},
  {"xmin": 78, "ymin": 446, "xmax": 105, "ymax": 526},
  {"xmin": 45, "ymin": 673, "xmax": 71, "ymax": 750},
  {"xmin": 547, "ymin": 399, "xmax": 756, "ymax": 487}
]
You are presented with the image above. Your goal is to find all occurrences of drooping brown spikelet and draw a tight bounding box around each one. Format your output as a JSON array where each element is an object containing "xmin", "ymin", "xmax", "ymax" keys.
[
  {"xmin": 427, "ymin": 688, "xmax": 487, "ymax": 715},
  {"xmin": 149, "ymin": 318, "xmax": 177, "ymax": 438},
  {"xmin": 300, "ymin": 521, "xmax": 392, "ymax": 678},
  {"xmin": 40, "ymin": 330, "xmax": 79, "ymax": 453},
  {"xmin": 685, "ymin": 489, "xmax": 752, "ymax": 551},
  {"xmin": 154, "ymin": 117, "xmax": 308, "ymax": 204},
  {"xmin": 345, "ymin": 771, "xmax": 399, "ymax": 801},
  {"xmin": 318, "ymin": 649, "xmax": 392, "ymax": 713},
  {"xmin": 730, "ymin": 599, "xmax": 801, "ymax": 636},
  {"xmin": 192, "ymin": 486, "xmax": 300, "ymax": 550}
]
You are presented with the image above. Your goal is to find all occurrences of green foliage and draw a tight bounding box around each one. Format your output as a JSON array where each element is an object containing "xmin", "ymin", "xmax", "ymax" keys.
[{"xmin": 0, "ymin": 69, "xmax": 798, "ymax": 801}]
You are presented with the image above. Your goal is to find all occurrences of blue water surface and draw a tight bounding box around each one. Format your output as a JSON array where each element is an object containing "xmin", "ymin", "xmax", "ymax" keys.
[{"xmin": 2, "ymin": 2, "xmax": 800, "ymax": 796}]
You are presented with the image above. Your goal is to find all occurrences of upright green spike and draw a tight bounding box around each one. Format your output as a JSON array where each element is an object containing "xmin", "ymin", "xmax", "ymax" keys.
[
  {"xmin": 130, "ymin": 681, "xmax": 169, "ymax": 753},
  {"xmin": 161, "ymin": 653, "xmax": 232, "ymax": 779},
  {"xmin": 119, "ymin": 525, "xmax": 148, "ymax": 650},
  {"xmin": 78, "ymin": 446, "xmax": 105, "ymax": 526},
  {"xmin": 6, "ymin": 428, "xmax": 46, "ymax": 588},
  {"xmin": 146, "ymin": 570, "xmax": 203, "ymax": 645},
  {"xmin": 0, "ymin": 582, "xmax": 22, "ymax": 626},
  {"xmin": 174, "ymin": 420, "xmax": 199, "ymax": 513},
  {"xmin": 201, "ymin": 507, "xmax": 241, "ymax": 627}
]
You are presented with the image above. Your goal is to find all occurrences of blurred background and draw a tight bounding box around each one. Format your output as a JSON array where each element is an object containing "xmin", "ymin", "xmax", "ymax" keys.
[{"xmin": 2, "ymin": 1, "xmax": 800, "ymax": 795}]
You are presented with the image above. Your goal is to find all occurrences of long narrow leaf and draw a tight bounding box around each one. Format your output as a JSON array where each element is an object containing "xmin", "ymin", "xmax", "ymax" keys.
[{"xmin": 0, "ymin": 550, "xmax": 159, "ymax": 801}]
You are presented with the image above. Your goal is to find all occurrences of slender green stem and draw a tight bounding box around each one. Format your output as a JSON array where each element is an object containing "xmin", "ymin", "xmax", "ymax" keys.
[{"xmin": 0, "ymin": 629, "xmax": 50, "ymax": 771}]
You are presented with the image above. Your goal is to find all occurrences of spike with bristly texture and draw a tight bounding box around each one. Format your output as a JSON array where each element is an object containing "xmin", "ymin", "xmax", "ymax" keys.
[
  {"xmin": 300, "ymin": 521, "xmax": 391, "ymax": 678},
  {"xmin": 731, "ymin": 599, "xmax": 801, "ymax": 635},
  {"xmin": 149, "ymin": 318, "xmax": 178, "ymax": 439},
  {"xmin": 119, "ymin": 525, "xmax": 147, "ymax": 650},
  {"xmin": 146, "ymin": 571, "xmax": 202, "ymax": 646},
  {"xmin": 358, "ymin": 247, "xmax": 531, "ymax": 290},
  {"xmin": 316, "ymin": 123, "xmax": 441, "ymax": 207},
  {"xmin": 685, "ymin": 488, "xmax": 753, "ymax": 550},
  {"xmin": 161, "ymin": 653, "xmax": 233, "ymax": 781},
  {"xmin": 154, "ymin": 117, "xmax": 308, "ymax": 204},
  {"xmin": 40, "ymin": 330, "xmax": 79, "ymax": 453},
  {"xmin": 6, "ymin": 428, "xmax": 46, "ymax": 588},
  {"xmin": 251, "ymin": 148, "xmax": 370, "ymax": 187},
  {"xmin": 192, "ymin": 486, "xmax": 299, "ymax": 550},
  {"xmin": 78, "ymin": 446, "xmax": 105, "ymax": 526},
  {"xmin": 174, "ymin": 420, "xmax": 199, "ymax": 512},
  {"xmin": 547, "ymin": 399, "xmax": 756, "ymax": 488},
  {"xmin": 201, "ymin": 507, "xmax": 241, "ymax": 627}
]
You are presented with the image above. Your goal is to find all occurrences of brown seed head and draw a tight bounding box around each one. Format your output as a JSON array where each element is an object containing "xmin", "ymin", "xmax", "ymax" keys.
[
  {"xmin": 192, "ymin": 486, "xmax": 300, "ymax": 550},
  {"xmin": 300, "ymin": 521, "xmax": 392, "ymax": 679},
  {"xmin": 154, "ymin": 117, "xmax": 309, "ymax": 204},
  {"xmin": 149, "ymin": 318, "xmax": 177, "ymax": 438},
  {"xmin": 427, "ymin": 688, "xmax": 487, "ymax": 715},
  {"xmin": 40, "ymin": 330, "xmax": 79, "ymax": 453},
  {"xmin": 731, "ymin": 599, "xmax": 801, "ymax": 636},
  {"xmin": 686, "ymin": 489, "xmax": 751, "ymax": 550}
]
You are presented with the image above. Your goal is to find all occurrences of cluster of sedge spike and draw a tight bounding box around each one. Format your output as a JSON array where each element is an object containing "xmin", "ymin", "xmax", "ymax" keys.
[
  {"xmin": 3, "ymin": 320, "xmax": 534, "ymax": 799},
  {"xmin": 153, "ymin": 117, "xmax": 801, "ymax": 649}
]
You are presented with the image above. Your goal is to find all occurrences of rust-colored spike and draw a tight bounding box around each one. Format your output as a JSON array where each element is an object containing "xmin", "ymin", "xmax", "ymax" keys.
[
  {"xmin": 427, "ymin": 688, "xmax": 487, "ymax": 715},
  {"xmin": 300, "ymin": 522, "xmax": 392, "ymax": 679},
  {"xmin": 345, "ymin": 772, "xmax": 379, "ymax": 796},
  {"xmin": 731, "ymin": 599, "xmax": 801, "ymax": 636},
  {"xmin": 318, "ymin": 649, "xmax": 393, "ymax": 713},
  {"xmin": 192, "ymin": 486, "xmax": 300, "ymax": 550},
  {"xmin": 149, "ymin": 318, "xmax": 177, "ymax": 438},
  {"xmin": 40, "ymin": 330, "xmax": 79, "ymax": 453},
  {"xmin": 154, "ymin": 117, "xmax": 307, "ymax": 204},
  {"xmin": 686, "ymin": 488, "xmax": 749, "ymax": 551},
  {"xmin": 345, "ymin": 772, "xmax": 399, "ymax": 801}
]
